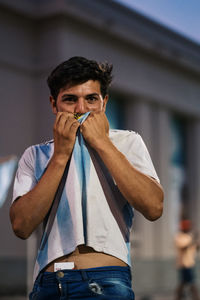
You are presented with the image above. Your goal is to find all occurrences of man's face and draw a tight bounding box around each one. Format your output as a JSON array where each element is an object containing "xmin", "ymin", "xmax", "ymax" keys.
[{"xmin": 50, "ymin": 80, "xmax": 108, "ymax": 115}]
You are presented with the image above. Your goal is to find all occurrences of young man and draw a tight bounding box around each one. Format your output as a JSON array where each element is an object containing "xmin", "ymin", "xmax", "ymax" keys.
[{"xmin": 10, "ymin": 56, "xmax": 163, "ymax": 299}]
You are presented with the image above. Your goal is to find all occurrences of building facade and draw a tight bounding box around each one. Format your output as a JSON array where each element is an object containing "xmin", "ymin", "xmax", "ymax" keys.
[{"xmin": 0, "ymin": 0, "xmax": 200, "ymax": 297}]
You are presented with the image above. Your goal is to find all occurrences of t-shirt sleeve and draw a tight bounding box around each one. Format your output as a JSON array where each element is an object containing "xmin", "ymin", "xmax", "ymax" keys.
[
  {"xmin": 12, "ymin": 146, "xmax": 37, "ymax": 202},
  {"xmin": 124, "ymin": 132, "xmax": 160, "ymax": 183}
]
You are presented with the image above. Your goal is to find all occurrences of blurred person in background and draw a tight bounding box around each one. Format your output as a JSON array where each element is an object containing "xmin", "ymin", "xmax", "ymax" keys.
[
  {"xmin": 10, "ymin": 56, "xmax": 163, "ymax": 299},
  {"xmin": 174, "ymin": 219, "xmax": 200, "ymax": 300}
]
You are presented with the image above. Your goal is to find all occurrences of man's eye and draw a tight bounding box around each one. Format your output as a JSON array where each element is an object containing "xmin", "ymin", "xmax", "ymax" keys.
[{"xmin": 87, "ymin": 96, "xmax": 98, "ymax": 101}]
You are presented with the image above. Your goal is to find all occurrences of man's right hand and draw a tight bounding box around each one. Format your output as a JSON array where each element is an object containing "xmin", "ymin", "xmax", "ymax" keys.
[{"xmin": 53, "ymin": 112, "xmax": 80, "ymax": 162}]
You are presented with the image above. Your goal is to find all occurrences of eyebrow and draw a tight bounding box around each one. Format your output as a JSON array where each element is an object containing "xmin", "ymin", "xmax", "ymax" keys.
[
  {"xmin": 61, "ymin": 93, "xmax": 100, "ymax": 99},
  {"xmin": 61, "ymin": 94, "xmax": 76, "ymax": 98},
  {"xmin": 86, "ymin": 93, "xmax": 99, "ymax": 97}
]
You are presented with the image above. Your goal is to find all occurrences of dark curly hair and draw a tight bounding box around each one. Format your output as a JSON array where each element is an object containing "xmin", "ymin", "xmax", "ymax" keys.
[{"xmin": 47, "ymin": 56, "xmax": 113, "ymax": 101}]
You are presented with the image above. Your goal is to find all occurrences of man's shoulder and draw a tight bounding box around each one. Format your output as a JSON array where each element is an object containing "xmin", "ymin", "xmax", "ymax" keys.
[
  {"xmin": 109, "ymin": 129, "xmax": 142, "ymax": 146},
  {"xmin": 22, "ymin": 140, "xmax": 54, "ymax": 160},
  {"xmin": 28, "ymin": 139, "xmax": 54, "ymax": 151},
  {"xmin": 175, "ymin": 232, "xmax": 192, "ymax": 245},
  {"xmin": 109, "ymin": 129, "xmax": 138, "ymax": 140},
  {"xmin": 109, "ymin": 130, "xmax": 146, "ymax": 158},
  {"xmin": 34, "ymin": 139, "xmax": 54, "ymax": 147}
]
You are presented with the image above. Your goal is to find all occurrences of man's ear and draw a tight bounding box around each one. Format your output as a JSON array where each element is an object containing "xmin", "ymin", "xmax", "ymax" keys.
[
  {"xmin": 103, "ymin": 95, "xmax": 108, "ymax": 112},
  {"xmin": 49, "ymin": 96, "xmax": 57, "ymax": 114}
]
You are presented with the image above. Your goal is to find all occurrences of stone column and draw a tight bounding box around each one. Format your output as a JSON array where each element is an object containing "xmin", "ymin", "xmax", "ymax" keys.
[
  {"xmin": 125, "ymin": 99, "xmax": 173, "ymax": 258},
  {"xmin": 151, "ymin": 107, "xmax": 173, "ymax": 258},
  {"xmin": 124, "ymin": 99, "xmax": 157, "ymax": 258}
]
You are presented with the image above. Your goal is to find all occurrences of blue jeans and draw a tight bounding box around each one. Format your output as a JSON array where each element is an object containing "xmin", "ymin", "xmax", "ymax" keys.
[
  {"xmin": 179, "ymin": 267, "xmax": 195, "ymax": 284},
  {"xmin": 29, "ymin": 266, "xmax": 135, "ymax": 299}
]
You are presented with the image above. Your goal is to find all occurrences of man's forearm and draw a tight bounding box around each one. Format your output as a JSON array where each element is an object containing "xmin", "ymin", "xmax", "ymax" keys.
[
  {"xmin": 10, "ymin": 155, "xmax": 68, "ymax": 239},
  {"xmin": 93, "ymin": 137, "xmax": 164, "ymax": 221}
]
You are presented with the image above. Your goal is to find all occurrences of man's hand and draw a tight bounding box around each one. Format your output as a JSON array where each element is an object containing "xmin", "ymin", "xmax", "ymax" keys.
[
  {"xmin": 53, "ymin": 112, "xmax": 80, "ymax": 161},
  {"xmin": 80, "ymin": 111, "xmax": 109, "ymax": 149}
]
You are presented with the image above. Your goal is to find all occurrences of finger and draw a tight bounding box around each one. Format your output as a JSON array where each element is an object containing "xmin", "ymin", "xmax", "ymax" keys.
[
  {"xmin": 69, "ymin": 120, "xmax": 80, "ymax": 134},
  {"xmin": 87, "ymin": 111, "xmax": 96, "ymax": 118},
  {"xmin": 63, "ymin": 118, "xmax": 80, "ymax": 135},
  {"xmin": 54, "ymin": 112, "xmax": 63, "ymax": 131},
  {"xmin": 54, "ymin": 112, "xmax": 74, "ymax": 131},
  {"xmin": 54, "ymin": 113, "xmax": 68, "ymax": 133},
  {"xmin": 55, "ymin": 112, "xmax": 74, "ymax": 122},
  {"xmin": 54, "ymin": 112, "xmax": 63, "ymax": 125}
]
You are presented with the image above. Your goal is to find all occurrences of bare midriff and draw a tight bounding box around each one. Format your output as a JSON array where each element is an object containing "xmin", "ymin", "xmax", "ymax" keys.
[{"xmin": 45, "ymin": 245, "xmax": 127, "ymax": 272}]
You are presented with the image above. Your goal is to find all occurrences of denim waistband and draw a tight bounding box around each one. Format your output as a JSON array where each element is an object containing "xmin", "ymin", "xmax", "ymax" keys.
[{"xmin": 36, "ymin": 266, "xmax": 131, "ymax": 285}]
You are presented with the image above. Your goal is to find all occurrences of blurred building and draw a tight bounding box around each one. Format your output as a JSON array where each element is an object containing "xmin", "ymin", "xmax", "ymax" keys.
[{"xmin": 0, "ymin": 0, "xmax": 200, "ymax": 298}]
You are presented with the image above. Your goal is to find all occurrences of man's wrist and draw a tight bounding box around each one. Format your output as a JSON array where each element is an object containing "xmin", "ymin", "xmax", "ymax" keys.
[
  {"xmin": 92, "ymin": 136, "xmax": 113, "ymax": 153},
  {"xmin": 51, "ymin": 153, "xmax": 70, "ymax": 167}
]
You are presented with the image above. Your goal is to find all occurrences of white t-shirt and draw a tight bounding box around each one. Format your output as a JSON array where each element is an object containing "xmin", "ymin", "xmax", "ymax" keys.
[{"xmin": 12, "ymin": 129, "xmax": 160, "ymax": 281}]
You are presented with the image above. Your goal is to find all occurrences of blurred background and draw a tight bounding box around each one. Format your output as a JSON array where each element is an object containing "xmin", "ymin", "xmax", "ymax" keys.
[{"xmin": 0, "ymin": 0, "xmax": 200, "ymax": 299}]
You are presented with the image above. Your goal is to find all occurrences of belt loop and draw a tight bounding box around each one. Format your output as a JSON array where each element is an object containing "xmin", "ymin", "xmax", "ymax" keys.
[{"xmin": 81, "ymin": 270, "xmax": 88, "ymax": 281}]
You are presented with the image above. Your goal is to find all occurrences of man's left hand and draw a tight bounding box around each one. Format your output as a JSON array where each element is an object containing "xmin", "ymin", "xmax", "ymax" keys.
[{"xmin": 80, "ymin": 111, "xmax": 109, "ymax": 149}]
